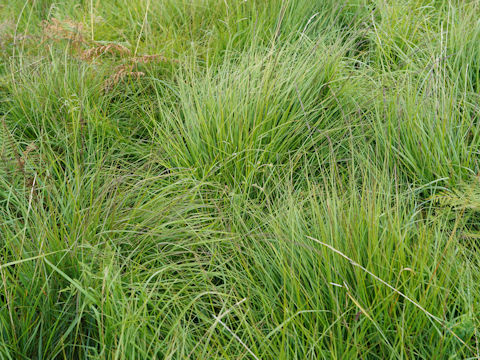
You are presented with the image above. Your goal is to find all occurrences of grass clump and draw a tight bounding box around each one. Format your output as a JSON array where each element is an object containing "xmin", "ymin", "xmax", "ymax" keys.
[{"xmin": 1, "ymin": 0, "xmax": 480, "ymax": 359}]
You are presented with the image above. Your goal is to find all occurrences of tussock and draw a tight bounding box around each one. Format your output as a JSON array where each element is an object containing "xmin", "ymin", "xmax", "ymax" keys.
[{"xmin": 1, "ymin": 1, "xmax": 480, "ymax": 359}]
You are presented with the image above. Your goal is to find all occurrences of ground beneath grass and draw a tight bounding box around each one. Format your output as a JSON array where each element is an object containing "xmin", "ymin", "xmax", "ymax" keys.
[{"xmin": 1, "ymin": 0, "xmax": 480, "ymax": 359}]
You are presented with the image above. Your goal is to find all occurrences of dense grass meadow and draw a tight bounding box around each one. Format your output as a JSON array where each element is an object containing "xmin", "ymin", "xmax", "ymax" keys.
[{"xmin": 1, "ymin": 0, "xmax": 480, "ymax": 358}]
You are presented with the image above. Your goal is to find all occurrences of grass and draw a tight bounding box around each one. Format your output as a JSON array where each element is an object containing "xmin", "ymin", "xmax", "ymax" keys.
[{"xmin": 0, "ymin": 0, "xmax": 480, "ymax": 358}]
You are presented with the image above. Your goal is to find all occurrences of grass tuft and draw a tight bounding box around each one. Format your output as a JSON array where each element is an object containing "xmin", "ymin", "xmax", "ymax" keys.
[{"xmin": 0, "ymin": 0, "xmax": 479, "ymax": 358}]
